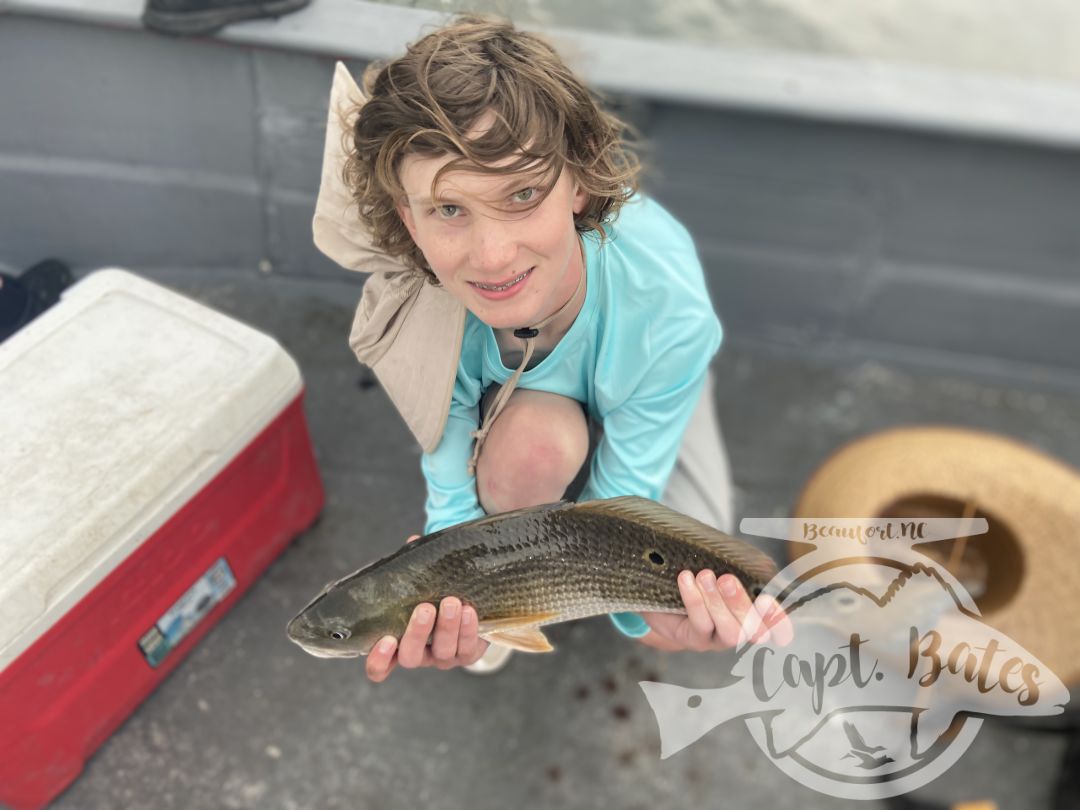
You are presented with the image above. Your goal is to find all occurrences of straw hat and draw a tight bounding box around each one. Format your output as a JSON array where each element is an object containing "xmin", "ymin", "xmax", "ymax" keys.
[{"xmin": 792, "ymin": 425, "xmax": 1080, "ymax": 687}]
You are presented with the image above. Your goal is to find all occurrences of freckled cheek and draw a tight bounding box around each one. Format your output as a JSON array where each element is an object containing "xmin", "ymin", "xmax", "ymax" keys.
[
  {"xmin": 420, "ymin": 233, "xmax": 469, "ymax": 279},
  {"xmin": 521, "ymin": 221, "xmax": 564, "ymax": 260},
  {"xmin": 544, "ymin": 210, "xmax": 578, "ymax": 254}
]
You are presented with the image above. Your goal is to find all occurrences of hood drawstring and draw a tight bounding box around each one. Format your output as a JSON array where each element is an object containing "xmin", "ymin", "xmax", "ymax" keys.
[{"xmin": 467, "ymin": 263, "xmax": 587, "ymax": 477}]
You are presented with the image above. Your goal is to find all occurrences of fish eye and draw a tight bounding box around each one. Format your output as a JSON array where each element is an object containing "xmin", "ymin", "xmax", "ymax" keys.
[
  {"xmin": 687, "ymin": 695, "xmax": 702, "ymax": 708},
  {"xmin": 328, "ymin": 627, "xmax": 351, "ymax": 641},
  {"xmin": 645, "ymin": 550, "xmax": 665, "ymax": 567}
]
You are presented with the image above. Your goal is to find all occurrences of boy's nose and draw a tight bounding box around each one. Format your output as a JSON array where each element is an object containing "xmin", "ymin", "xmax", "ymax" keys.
[{"xmin": 469, "ymin": 219, "xmax": 517, "ymax": 275}]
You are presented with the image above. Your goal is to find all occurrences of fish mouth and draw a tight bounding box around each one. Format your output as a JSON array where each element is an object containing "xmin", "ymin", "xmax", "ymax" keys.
[
  {"xmin": 286, "ymin": 614, "xmax": 373, "ymax": 659},
  {"xmin": 287, "ymin": 633, "xmax": 368, "ymax": 659},
  {"xmin": 293, "ymin": 643, "xmax": 365, "ymax": 659}
]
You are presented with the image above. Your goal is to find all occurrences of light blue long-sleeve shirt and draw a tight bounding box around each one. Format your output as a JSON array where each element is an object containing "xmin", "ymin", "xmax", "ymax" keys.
[{"xmin": 419, "ymin": 195, "xmax": 723, "ymax": 638}]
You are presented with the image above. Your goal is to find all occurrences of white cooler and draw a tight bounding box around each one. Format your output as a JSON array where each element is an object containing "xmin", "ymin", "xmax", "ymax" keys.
[{"xmin": 0, "ymin": 269, "xmax": 324, "ymax": 810}]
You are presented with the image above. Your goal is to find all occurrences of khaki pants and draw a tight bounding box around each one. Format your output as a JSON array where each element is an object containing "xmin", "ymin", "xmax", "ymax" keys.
[{"xmin": 660, "ymin": 369, "xmax": 735, "ymax": 533}]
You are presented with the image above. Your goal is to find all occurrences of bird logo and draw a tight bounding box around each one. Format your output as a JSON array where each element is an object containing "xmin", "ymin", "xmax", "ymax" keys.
[{"xmin": 840, "ymin": 721, "xmax": 893, "ymax": 769}]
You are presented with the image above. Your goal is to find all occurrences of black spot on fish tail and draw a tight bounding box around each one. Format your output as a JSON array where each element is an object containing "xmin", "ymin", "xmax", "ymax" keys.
[{"xmin": 612, "ymin": 704, "xmax": 630, "ymax": 721}]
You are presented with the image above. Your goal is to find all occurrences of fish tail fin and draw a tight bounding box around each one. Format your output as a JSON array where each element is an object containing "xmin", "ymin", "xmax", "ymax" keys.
[{"xmin": 638, "ymin": 681, "xmax": 749, "ymax": 760}]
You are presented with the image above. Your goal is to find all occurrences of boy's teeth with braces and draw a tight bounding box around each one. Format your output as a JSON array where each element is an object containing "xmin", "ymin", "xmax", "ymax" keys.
[{"xmin": 473, "ymin": 270, "xmax": 530, "ymax": 291}]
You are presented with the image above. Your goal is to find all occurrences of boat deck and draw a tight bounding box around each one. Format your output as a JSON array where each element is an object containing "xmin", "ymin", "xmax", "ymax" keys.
[{"xmin": 41, "ymin": 266, "xmax": 1080, "ymax": 810}]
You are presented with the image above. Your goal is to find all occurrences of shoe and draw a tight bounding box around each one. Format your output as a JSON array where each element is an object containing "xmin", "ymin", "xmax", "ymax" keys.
[
  {"xmin": 21, "ymin": 259, "xmax": 73, "ymax": 311},
  {"xmin": 0, "ymin": 274, "xmax": 30, "ymax": 343},
  {"xmin": 0, "ymin": 259, "xmax": 73, "ymax": 343},
  {"xmin": 142, "ymin": 0, "xmax": 311, "ymax": 36},
  {"xmin": 464, "ymin": 643, "xmax": 514, "ymax": 675}
]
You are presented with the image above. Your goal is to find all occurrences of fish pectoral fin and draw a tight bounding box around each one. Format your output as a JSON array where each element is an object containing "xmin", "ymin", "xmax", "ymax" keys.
[
  {"xmin": 482, "ymin": 627, "xmax": 554, "ymax": 653},
  {"xmin": 479, "ymin": 612, "xmax": 559, "ymax": 653}
]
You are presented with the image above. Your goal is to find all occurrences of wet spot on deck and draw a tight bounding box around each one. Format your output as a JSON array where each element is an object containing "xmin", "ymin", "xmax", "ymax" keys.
[{"xmin": 357, "ymin": 370, "xmax": 377, "ymax": 390}]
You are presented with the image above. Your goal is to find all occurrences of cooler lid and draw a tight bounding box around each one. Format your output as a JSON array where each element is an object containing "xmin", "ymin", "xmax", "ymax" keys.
[{"xmin": 0, "ymin": 269, "xmax": 304, "ymax": 671}]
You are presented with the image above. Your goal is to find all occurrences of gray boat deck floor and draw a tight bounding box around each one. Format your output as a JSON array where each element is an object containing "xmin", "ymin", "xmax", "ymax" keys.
[{"xmin": 44, "ymin": 267, "xmax": 1080, "ymax": 810}]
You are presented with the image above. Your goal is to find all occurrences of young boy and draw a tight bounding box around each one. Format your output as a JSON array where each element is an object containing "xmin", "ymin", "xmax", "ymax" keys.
[{"xmin": 313, "ymin": 15, "xmax": 780, "ymax": 681}]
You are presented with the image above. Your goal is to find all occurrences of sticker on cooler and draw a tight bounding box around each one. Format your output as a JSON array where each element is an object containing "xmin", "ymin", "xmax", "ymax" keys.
[{"xmin": 138, "ymin": 558, "xmax": 237, "ymax": 667}]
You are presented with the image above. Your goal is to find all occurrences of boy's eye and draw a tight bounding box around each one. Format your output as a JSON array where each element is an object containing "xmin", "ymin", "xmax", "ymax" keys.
[
  {"xmin": 436, "ymin": 204, "xmax": 461, "ymax": 219},
  {"xmin": 512, "ymin": 187, "xmax": 537, "ymax": 203}
]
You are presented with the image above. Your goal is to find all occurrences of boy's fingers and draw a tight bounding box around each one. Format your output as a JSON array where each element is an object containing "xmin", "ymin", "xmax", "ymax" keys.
[
  {"xmin": 678, "ymin": 570, "xmax": 715, "ymax": 648},
  {"xmin": 642, "ymin": 612, "xmax": 682, "ymax": 637},
  {"xmin": 406, "ymin": 534, "xmax": 421, "ymax": 544},
  {"xmin": 456, "ymin": 605, "xmax": 482, "ymax": 663},
  {"xmin": 740, "ymin": 598, "xmax": 772, "ymax": 645},
  {"xmin": 760, "ymin": 597, "xmax": 794, "ymax": 647},
  {"xmin": 365, "ymin": 635, "xmax": 398, "ymax": 683},
  {"xmin": 641, "ymin": 612, "xmax": 687, "ymax": 649},
  {"xmin": 714, "ymin": 573, "xmax": 758, "ymax": 646},
  {"xmin": 695, "ymin": 570, "xmax": 742, "ymax": 648},
  {"xmin": 636, "ymin": 628, "xmax": 685, "ymax": 652},
  {"xmin": 431, "ymin": 597, "xmax": 462, "ymax": 661},
  {"xmin": 746, "ymin": 594, "xmax": 780, "ymax": 643},
  {"xmin": 397, "ymin": 603, "xmax": 435, "ymax": 668}
]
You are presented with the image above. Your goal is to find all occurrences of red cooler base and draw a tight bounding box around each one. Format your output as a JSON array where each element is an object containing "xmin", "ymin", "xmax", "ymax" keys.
[{"xmin": 0, "ymin": 393, "xmax": 324, "ymax": 810}]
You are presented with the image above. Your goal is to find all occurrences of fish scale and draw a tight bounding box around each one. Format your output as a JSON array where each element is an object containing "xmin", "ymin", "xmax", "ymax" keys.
[{"xmin": 287, "ymin": 496, "xmax": 778, "ymax": 657}]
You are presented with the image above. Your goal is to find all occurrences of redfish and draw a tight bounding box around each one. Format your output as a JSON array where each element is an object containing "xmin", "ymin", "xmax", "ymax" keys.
[{"xmin": 287, "ymin": 497, "xmax": 777, "ymax": 658}]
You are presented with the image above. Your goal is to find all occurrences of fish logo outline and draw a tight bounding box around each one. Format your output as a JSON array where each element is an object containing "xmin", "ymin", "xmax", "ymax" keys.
[{"xmin": 639, "ymin": 517, "xmax": 1071, "ymax": 800}]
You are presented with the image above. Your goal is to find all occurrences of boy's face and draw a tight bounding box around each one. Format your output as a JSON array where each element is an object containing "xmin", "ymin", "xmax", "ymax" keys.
[{"xmin": 396, "ymin": 149, "xmax": 588, "ymax": 331}]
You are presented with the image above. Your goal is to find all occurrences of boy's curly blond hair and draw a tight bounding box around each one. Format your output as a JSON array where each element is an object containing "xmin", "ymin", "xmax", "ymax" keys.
[{"xmin": 342, "ymin": 14, "xmax": 642, "ymax": 283}]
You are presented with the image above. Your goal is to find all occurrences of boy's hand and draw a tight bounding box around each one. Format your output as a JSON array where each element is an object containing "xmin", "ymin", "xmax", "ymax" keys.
[
  {"xmin": 638, "ymin": 570, "xmax": 792, "ymax": 652},
  {"xmin": 364, "ymin": 535, "xmax": 489, "ymax": 683}
]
